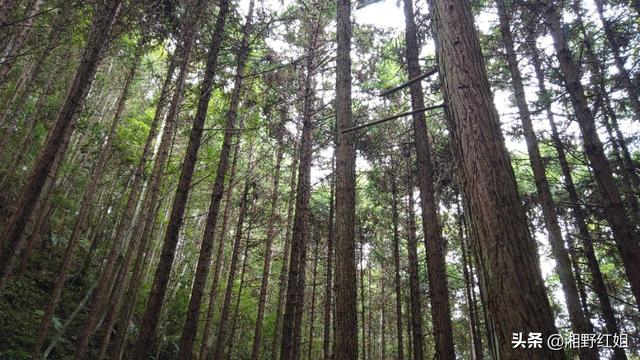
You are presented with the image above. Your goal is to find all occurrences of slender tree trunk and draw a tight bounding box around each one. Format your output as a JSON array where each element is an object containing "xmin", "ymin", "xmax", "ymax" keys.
[
  {"xmin": 390, "ymin": 171, "xmax": 405, "ymax": 360},
  {"xmin": 198, "ymin": 131, "xmax": 242, "ymax": 360},
  {"xmin": 0, "ymin": 0, "xmax": 123, "ymax": 286},
  {"xmin": 280, "ymin": 11, "xmax": 319, "ymax": 358},
  {"xmin": 0, "ymin": 0, "xmax": 44, "ymax": 86},
  {"xmin": 251, "ymin": 125, "xmax": 286, "ymax": 359},
  {"xmin": 527, "ymin": 30, "xmax": 627, "ymax": 360},
  {"xmin": 306, "ymin": 235, "xmax": 320, "ymax": 360},
  {"xmin": 225, "ymin": 233, "xmax": 251, "ymax": 359},
  {"xmin": 496, "ymin": 3, "xmax": 598, "ymax": 359},
  {"xmin": 271, "ymin": 139, "xmax": 300, "ymax": 360},
  {"xmin": 360, "ymin": 231, "xmax": 366, "ymax": 360},
  {"xmin": 457, "ymin": 199, "xmax": 482, "ymax": 360},
  {"xmin": 31, "ymin": 44, "xmax": 142, "ymax": 358},
  {"xmin": 335, "ymin": 0, "xmax": 358, "ymax": 357},
  {"xmin": 427, "ymin": 0, "xmax": 563, "ymax": 358},
  {"xmin": 592, "ymin": 0, "xmax": 640, "ymax": 120},
  {"xmin": 322, "ymin": 157, "xmax": 335, "ymax": 360},
  {"xmin": 172, "ymin": 0, "xmax": 235, "ymax": 357},
  {"xmin": 538, "ymin": 0, "xmax": 640, "ymax": 308},
  {"xmin": 211, "ymin": 180, "xmax": 254, "ymax": 359},
  {"xmin": 402, "ymin": 148, "xmax": 425, "ymax": 360}
]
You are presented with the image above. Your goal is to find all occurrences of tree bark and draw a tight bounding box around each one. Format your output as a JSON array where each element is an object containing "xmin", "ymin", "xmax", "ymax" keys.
[
  {"xmin": 390, "ymin": 171, "xmax": 405, "ymax": 360},
  {"xmin": 427, "ymin": 0, "xmax": 563, "ymax": 358},
  {"xmin": 402, "ymin": 1, "xmax": 456, "ymax": 358},
  {"xmin": 211, "ymin": 180, "xmax": 254, "ymax": 359},
  {"xmin": 322, "ymin": 156, "xmax": 335, "ymax": 360},
  {"xmin": 334, "ymin": 0, "xmax": 358, "ymax": 358},
  {"xmin": 403, "ymin": 148, "xmax": 425, "ymax": 360}
]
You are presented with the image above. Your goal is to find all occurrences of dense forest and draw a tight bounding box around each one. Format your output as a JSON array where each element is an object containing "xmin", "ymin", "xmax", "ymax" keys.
[{"xmin": 0, "ymin": 0, "xmax": 639, "ymax": 358}]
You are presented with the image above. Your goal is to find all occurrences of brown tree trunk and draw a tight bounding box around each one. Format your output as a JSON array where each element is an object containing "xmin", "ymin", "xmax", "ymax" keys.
[
  {"xmin": 280, "ymin": 10, "xmax": 319, "ymax": 358},
  {"xmin": 496, "ymin": 3, "xmax": 598, "ymax": 359},
  {"xmin": 198, "ymin": 130, "xmax": 242, "ymax": 360},
  {"xmin": 456, "ymin": 200, "xmax": 482, "ymax": 360},
  {"xmin": 527, "ymin": 28, "xmax": 628, "ymax": 360},
  {"xmin": 402, "ymin": 0, "xmax": 456, "ymax": 358},
  {"xmin": 538, "ymin": 0, "xmax": 640, "ymax": 308},
  {"xmin": 334, "ymin": 0, "xmax": 358, "ymax": 358},
  {"xmin": 390, "ymin": 171, "xmax": 405, "ymax": 360},
  {"xmin": 0, "ymin": 0, "xmax": 44, "ymax": 86},
  {"xmin": 592, "ymin": 0, "xmax": 640, "ymax": 120},
  {"xmin": 211, "ymin": 180, "xmax": 254, "ymax": 359},
  {"xmin": 306, "ymin": 235, "xmax": 320, "ymax": 360},
  {"xmin": 403, "ymin": 148, "xmax": 425, "ymax": 360},
  {"xmin": 172, "ymin": 0, "xmax": 234, "ymax": 357},
  {"xmin": 271, "ymin": 138, "xmax": 300, "ymax": 360},
  {"xmin": 31, "ymin": 43, "xmax": 142, "ymax": 358},
  {"xmin": 251, "ymin": 124, "xmax": 285, "ymax": 359},
  {"xmin": 427, "ymin": 0, "xmax": 563, "ymax": 358},
  {"xmin": 322, "ymin": 157, "xmax": 335, "ymax": 360},
  {"xmin": 225, "ymin": 232, "xmax": 252, "ymax": 359},
  {"xmin": 0, "ymin": 0, "xmax": 123, "ymax": 286}
]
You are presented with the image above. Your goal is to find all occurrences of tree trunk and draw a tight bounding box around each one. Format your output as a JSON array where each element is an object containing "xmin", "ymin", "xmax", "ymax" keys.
[
  {"xmin": 225, "ymin": 231, "xmax": 251, "ymax": 359},
  {"xmin": 402, "ymin": 1, "xmax": 456, "ymax": 358},
  {"xmin": 251, "ymin": 124, "xmax": 286, "ymax": 359},
  {"xmin": 496, "ymin": 3, "xmax": 598, "ymax": 359},
  {"xmin": 390, "ymin": 171, "xmax": 405, "ymax": 360},
  {"xmin": 306, "ymin": 235, "xmax": 320, "ymax": 360},
  {"xmin": 31, "ymin": 43, "xmax": 142, "ymax": 358},
  {"xmin": 334, "ymin": 0, "xmax": 358, "ymax": 358},
  {"xmin": 403, "ymin": 148, "xmax": 425, "ymax": 360},
  {"xmin": 0, "ymin": 0, "xmax": 44, "ymax": 86},
  {"xmin": 0, "ymin": 0, "xmax": 123, "ymax": 286},
  {"xmin": 211, "ymin": 180, "xmax": 254, "ymax": 359},
  {"xmin": 427, "ymin": 0, "xmax": 563, "ymax": 358},
  {"xmin": 527, "ymin": 27, "xmax": 627, "ymax": 360},
  {"xmin": 280, "ymin": 11, "xmax": 319, "ymax": 359},
  {"xmin": 172, "ymin": 0, "xmax": 234, "ymax": 357},
  {"xmin": 271, "ymin": 138, "xmax": 300, "ymax": 360},
  {"xmin": 538, "ymin": 0, "xmax": 640, "ymax": 308},
  {"xmin": 322, "ymin": 156, "xmax": 335, "ymax": 360},
  {"xmin": 198, "ymin": 129, "xmax": 242, "ymax": 360}
]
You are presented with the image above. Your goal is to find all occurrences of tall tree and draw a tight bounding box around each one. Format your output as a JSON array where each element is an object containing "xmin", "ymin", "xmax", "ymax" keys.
[
  {"xmin": 427, "ymin": 0, "xmax": 564, "ymax": 358},
  {"xmin": 0, "ymin": 0, "xmax": 124, "ymax": 288},
  {"xmin": 537, "ymin": 0, "xmax": 640, "ymax": 307},
  {"xmin": 334, "ymin": 0, "xmax": 358, "ymax": 358},
  {"xmin": 402, "ymin": 0, "xmax": 456, "ymax": 357},
  {"xmin": 496, "ymin": 2, "xmax": 598, "ymax": 359}
]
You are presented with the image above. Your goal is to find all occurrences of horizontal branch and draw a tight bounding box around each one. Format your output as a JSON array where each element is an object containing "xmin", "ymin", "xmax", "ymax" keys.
[
  {"xmin": 340, "ymin": 103, "xmax": 445, "ymax": 133},
  {"xmin": 378, "ymin": 67, "xmax": 438, "ymax": 97}
]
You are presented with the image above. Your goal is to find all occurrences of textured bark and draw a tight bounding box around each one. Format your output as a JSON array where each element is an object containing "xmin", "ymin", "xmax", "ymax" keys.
[
  {"xmin": 390, "ymin": 172, "xmax": 405, "ymax": 360},
  {"xmin": 322, "ymin": 158, "xmax": 334, "ymax": 360},
  {"xmin": 0, "ymin": 0, "xmax": 123, "ymax": 287},
  {"xmin": 403, "ymin": 148, "xmax": 425, "ymax": 360},
  {"xmin": 211, "ymin": 180, "xmax": 253, "ymax": 359},
  {"xmin": 334, "ymin": 0, "xmax": 358, "ymax": 358},
  {"xmin": 538, "ymin": 0, "xmax": 640, "ymax": 308},
  {"xmin": 251, "ymin": 126, "xmax": 285, "ymax": 359},
  {"xmin": 0, "ymin": 0, "xmax": 18, "ymax": 26},
  {"xmin": 359, "ymin": 233, "xmax": 366, "ymax": 360},
  {"xmin": 172, "ymin": 0, "xmax": 233, "ymax": 357},
  {"xmin": 496, "ymin": 3, "xmax": 598, "ymax": 359},
  {"xmin": 270, "ymin": 139, "xmax": 300, "ymax": 360},
  {"xmin": 427, "ymin": 0, "xmax": 563, "ymax": 358},
  {"xmin": 225, "ymin": 234, "xmax": 251, "ymax": 358},
  {"xmin": 32, "ymin": 44, "xmax": 142, "ymax": 358},
  {"xmin": 527, "ymin": 29, "xmax": 627, "ymax": 360},
  {"xmin": 403, "ymin": 1, "xmax": 455, "ymax": 358}
]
